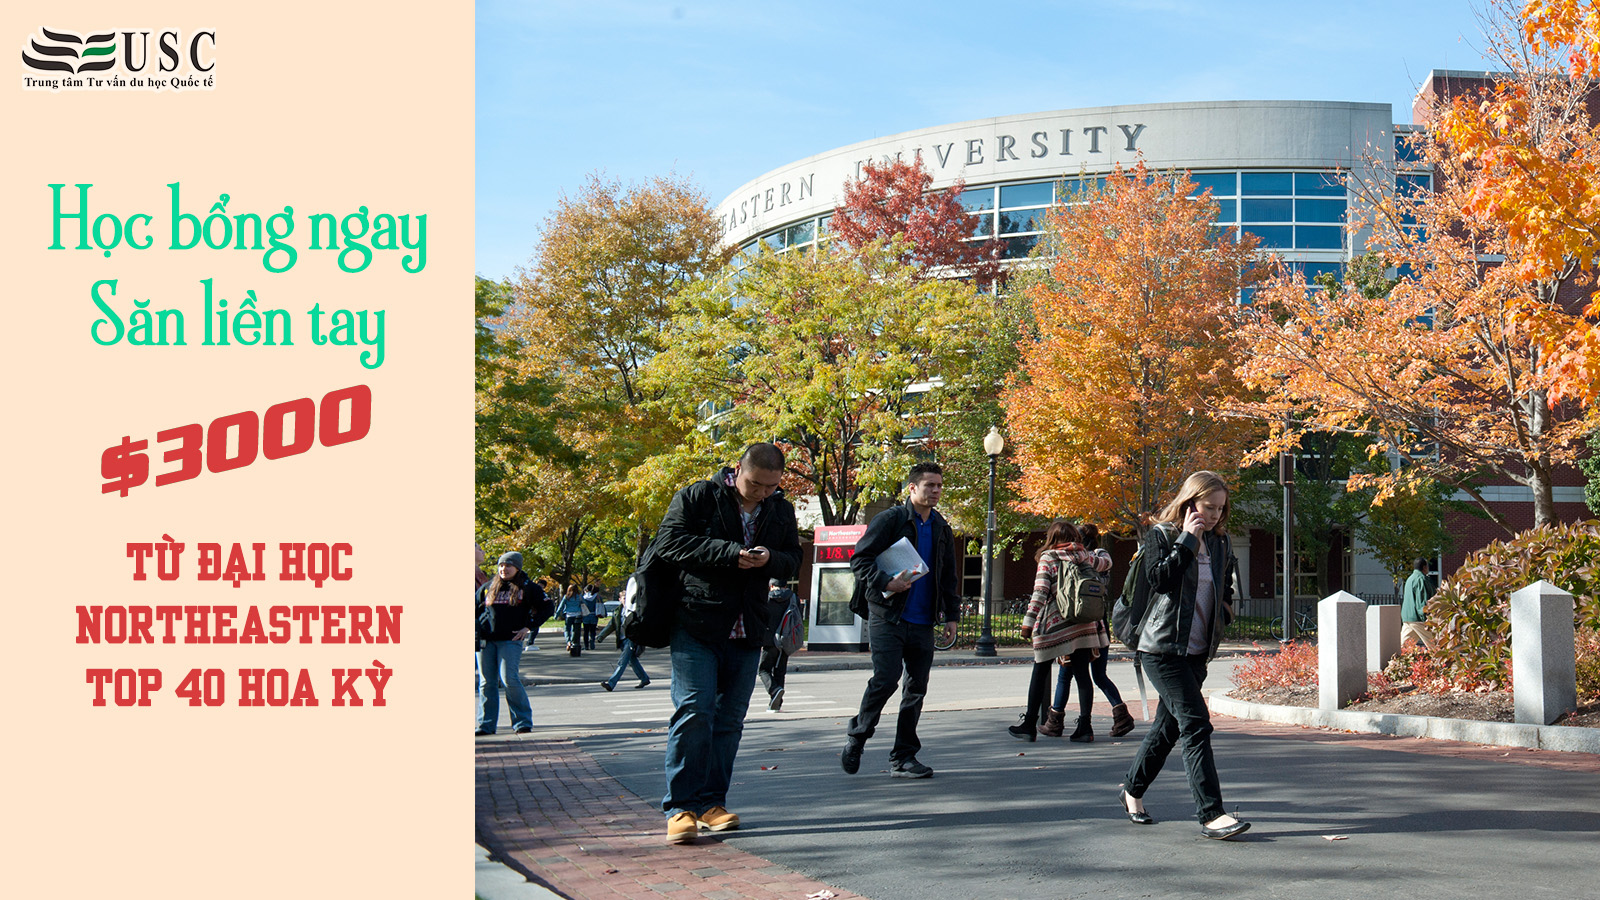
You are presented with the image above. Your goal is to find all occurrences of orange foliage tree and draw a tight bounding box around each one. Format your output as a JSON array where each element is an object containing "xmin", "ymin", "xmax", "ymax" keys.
[
  {"xmin": 1233, "ymin": 137, "xmax": 1589, "ymax": 530},
  {"xmin": 1004, "ymin": 162, "xmax": 1262, "ymax": 536},
  {"xmin": 1433, "ymin": 0, "xmax": 1600, "ymax": 402},
  {"xmin": 830, "ymin": 157, "xmax": 1005, "ymax": 289}
]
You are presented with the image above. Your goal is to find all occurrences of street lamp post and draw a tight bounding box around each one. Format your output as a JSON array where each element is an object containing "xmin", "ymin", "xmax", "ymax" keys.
[{"xmin": 975, "ymin": 426, "xmax": 1004, "ymax": 658}]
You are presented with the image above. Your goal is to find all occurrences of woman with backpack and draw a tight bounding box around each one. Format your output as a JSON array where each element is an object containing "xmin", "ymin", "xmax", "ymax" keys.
[
  {"xmin": 1012, "ymin": 520, "xmax": 1111, "ymax": 741},
  {"xmin": 1117, "ymin": 471, "xmax": 1249, "ymax": 840},
  {"xmin": 581, "ymin": 586, "xmax": 601, "ymax": 650},
  {"xmin": 560, "ymin": 584, "xmax": 583, "ymax": 653},
  {"xmin": 1044, "ymin": 523, "xmax": 1136, "ymax": 740}
]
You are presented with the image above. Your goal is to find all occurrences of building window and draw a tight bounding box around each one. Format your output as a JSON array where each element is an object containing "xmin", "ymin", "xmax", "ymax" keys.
[{"xmin": 962, "ymin": 553, "xmax": 982, "ymax": 599}]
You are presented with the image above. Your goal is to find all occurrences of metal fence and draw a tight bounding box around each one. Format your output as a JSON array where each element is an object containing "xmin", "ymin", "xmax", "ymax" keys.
[{"xmin": 884, "ymin": 590, "xmax": 1406, "ymax": 650}]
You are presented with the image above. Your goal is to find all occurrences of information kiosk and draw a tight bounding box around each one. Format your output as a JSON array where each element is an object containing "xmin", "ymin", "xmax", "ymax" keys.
[{"xmin": 808, "ymin": 524, "xmax": 868, "ymax": 651}]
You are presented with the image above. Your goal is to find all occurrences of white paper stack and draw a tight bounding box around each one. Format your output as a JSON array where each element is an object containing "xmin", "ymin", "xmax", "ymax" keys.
[{"xmin": 875, "ymin": 537, "xmax": 929, "ymax": 583}]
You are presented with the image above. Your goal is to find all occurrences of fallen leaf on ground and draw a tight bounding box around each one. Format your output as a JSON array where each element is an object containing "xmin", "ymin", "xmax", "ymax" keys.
[
  {"xmin": 1323, "ymin": 835, "xmax": 1349, "ymax": 841},
  {"xmin": 759, "ymin": 765, "xmax": 778, "ymax": 771}
]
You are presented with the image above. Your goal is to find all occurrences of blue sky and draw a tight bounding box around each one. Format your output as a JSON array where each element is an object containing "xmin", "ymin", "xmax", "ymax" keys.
[{"xmin": 476, "ymin": 0, "xmax": 1497, "ymax": 281}]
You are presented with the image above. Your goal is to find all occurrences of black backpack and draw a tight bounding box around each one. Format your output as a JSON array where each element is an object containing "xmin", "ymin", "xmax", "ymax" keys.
[{"xmin": 620, "ymin": 537, "xmax": 682, "ymax": 648}]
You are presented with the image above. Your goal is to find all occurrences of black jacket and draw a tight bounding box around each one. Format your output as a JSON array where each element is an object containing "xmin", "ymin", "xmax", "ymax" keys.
[
  {"xmin": 475, "ymin": 571, "xmax": 542, "ymax": 642},
  {"xmin": 653, "ymin": 468, "xmax": 801, "ymax": 648},
  {"xmin": 1135, "ymin": 523, "xmax": 1236, "ymax": 660},
  {"xmin": 848, "ymin": 500, "xmax": 961, "ymax": 625}
]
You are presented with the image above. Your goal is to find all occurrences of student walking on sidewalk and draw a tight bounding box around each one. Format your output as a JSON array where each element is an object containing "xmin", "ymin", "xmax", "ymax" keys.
[
  {"xmin": 598, "ymin": 586, "xmax": 651, "ymax": 691},
  {"xmin": 1013, "ymin": 520, "xmax": 1112, "ymax": 742},
  {"xmin": 653, "ymin": 443, "xmax": 800, "ymax": 845},
  {"xmin": 1044, "ymin": 523, "xmax": 1136, "ymax": 740},
  {"xmin": 840, "ymin": 461, "xmax": 961, "ymax": 780},
  {"xmin": 1117, "ymin": 471, "xmax": 1249, "ymax": 840}
]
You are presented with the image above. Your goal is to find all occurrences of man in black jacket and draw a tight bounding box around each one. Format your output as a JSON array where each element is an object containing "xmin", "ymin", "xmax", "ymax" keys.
[
  {"xmin": 653, "ymin": 443, "xmax": 801, "ymax": 844},
  {"xmin": 841, "ymin": 461, "xmax": 960, "ymax": 779}
]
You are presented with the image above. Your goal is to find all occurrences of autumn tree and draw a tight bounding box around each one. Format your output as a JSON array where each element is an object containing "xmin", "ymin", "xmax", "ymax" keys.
[
  {"xmin": 475, "ymin": 275, "xmax": 564, "ymax": 546},
  {"xmin": 831, "ymin": 157, "xmax": 1005, "ymax": 289},
  {"xmin": 831, "ymin": 157, "xmax": 1045, "ymax": 544},
  {"xmin": 1356, "ymin": 473, "xmax": 1456, "ymax": 591},
  {"xmin": 495, "ymin": 172, "xmax": 732, "ymax": 562},
  {"xmin": 1004, "ymin": 162, "xmax": 1263, "ymax": 537},
  {"xmin": 1435, "ymin": 0, "xmax": 1600, "ymax": 402},
  {"xmin": 644, "ymin": 238, "xmax": 991, "ymax": 526},
  {"xmin": 1234, "ymin": 102, "xmax": 1590, "ymax": 531}
]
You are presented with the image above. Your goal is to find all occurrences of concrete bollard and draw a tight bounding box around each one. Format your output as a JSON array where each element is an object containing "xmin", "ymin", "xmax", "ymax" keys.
[
  {"xmin": 1319, "ymin": 592, "xmax": 1368, "ymax": 710},
  {"xmin": 1510, "ymin": 581, "xmax": 1578, "ymax": 726},
  {"xmin": 1367, "ymin": 604, "xmax": 1401, "ymax": 673}
]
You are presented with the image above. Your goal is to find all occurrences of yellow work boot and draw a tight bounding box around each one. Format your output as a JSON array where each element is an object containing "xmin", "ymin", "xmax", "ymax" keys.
[
  {"xmin": 697, "ymin": 806, "xmax": 740, "ymax": 832},
  {"xmin": 666, "ymin": 811, "xmax": 699, "ymax": 844}
]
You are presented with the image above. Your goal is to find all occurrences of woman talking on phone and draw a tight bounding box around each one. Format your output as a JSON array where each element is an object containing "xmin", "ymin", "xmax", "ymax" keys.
[{"xmin": 1118, "ymin": 471, "xmax": 1249, "ymax": 840}]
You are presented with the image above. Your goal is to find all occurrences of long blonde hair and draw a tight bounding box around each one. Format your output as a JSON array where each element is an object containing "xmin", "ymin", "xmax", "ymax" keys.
[{"xmin": 1153, "ymin": 471, "xmax": 1231, "ymax": 534}]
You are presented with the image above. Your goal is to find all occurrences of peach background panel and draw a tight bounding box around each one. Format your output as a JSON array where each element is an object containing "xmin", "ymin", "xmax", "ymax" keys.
[{"xmin": 0, "ymin": 3, "xmax": 472, "ymax": 897}]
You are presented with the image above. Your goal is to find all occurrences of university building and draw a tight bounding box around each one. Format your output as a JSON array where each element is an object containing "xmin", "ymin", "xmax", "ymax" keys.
[{"xmin": 713, "ymin": 71, "xmax": 1591, "ymax": 613}]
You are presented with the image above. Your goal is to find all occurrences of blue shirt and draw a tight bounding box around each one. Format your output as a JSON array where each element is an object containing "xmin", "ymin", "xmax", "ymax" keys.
[{"xmin": 902, "ymin": 511, "xmax": 936, "ymax": 625}]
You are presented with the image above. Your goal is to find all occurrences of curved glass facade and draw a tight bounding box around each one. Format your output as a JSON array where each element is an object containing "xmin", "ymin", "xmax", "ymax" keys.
[{"xmin": 744, "ymin": 168, "xmax": 1353, "ymax": 269}]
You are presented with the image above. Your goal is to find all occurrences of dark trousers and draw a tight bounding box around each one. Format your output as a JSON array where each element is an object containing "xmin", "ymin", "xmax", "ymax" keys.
[
  {"xmin": 846, "ymin": 615, "xmax": 935, "ymax": 762},
  {"xmin": 1123, "ymin": 652, "xmax": 1226, "ymax": 823},
  {"xmin": 1024, "ymin": 660, "xmax": 1053, "ymax": 726},
  {"xmin": 758, "ymin": 646, "xmax": 788, "ymax": 697}
]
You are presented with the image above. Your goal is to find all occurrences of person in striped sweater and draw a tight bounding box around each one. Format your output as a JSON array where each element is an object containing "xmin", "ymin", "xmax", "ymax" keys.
[{"xmin": 1011, "ymin": 520, "xmax": 1112, "ymax": 742}]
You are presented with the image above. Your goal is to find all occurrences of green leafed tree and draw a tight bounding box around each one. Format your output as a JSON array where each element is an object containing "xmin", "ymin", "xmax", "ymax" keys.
[
  {"xmin": 493, "ymin": 172, "xmax": 732, "ymax": 564},
  {"xmin": 643, "ymin": 239, "xmax": 992, "ymax": 526},
  {"xmin": 475, "ymin": 275, "xmax": 564, "ymax": 549}
]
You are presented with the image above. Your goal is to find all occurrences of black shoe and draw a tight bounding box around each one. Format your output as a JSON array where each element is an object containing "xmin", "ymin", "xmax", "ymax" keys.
[
  {"xmin": 1200, "ymin": 819, "xmax": 1251, "ymax": 840},
  {"xmin": 890, "ymin": 757, "xmax": 933, "ymax": 778},
  {"xmin": 635, "ymin": 679, "xmax": 651, "ymax": 689},
  {"xmin": 600, "ymin": 681, "xmax": 615, "ymax": 692},
  {"xmin": 514, "ymin": 725, "xmax": 532, "ymax": 734},
  {"xmin": 768, "ymin": 687, "xmax": 784, "ymax": 712},
  {"xmin": 1119, "ymin": 788, "xmax": 1155, "ymax": 824},
  {"xmin": 474, "ymin": 727, "xmax": 493, "ymax": 736},
  {"xmin": 1008, "ymin": 714, "xmax": 1037, "ymax": 742},
  {"xmin": 841, "ymin": 739, "xmax": 863, "ymax": 775},
  {"xmin": 1070, "ymin": 714, "xmax": 1095, "ymax": 743}
]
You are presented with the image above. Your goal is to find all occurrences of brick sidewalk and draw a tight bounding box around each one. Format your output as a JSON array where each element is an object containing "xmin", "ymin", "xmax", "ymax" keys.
[{"xmin": 476, "ymin": 737, "xmax": 864, "ymax": 900}]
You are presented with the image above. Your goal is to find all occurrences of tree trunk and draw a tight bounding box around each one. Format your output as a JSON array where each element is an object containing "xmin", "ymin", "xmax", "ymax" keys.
[{"xmin": 1528, "ymin": 464, "xmax": 1557, "ymax": 528}]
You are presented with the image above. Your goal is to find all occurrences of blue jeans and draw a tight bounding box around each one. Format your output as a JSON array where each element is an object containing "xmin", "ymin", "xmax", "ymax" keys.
[
  {"xmin": 605, "ymin": 639, "xmax": 650, "ymax": 689},
  {"xmin": 1052, "ymin": 647, "xmax": 1126, "ymax": 711},
  {"xmin": 477, "ymin": 640, "xmax": 532, "ymax": 732},
  {"xmin": 661, "ymin": 626, "xmax": 760, "ymax": 817}
]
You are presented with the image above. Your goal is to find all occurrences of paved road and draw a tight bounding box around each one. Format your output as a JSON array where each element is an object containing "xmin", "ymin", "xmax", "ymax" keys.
[{"xmin": 480, "ymin": 647, "xmax": 1600, "ymax": 900}]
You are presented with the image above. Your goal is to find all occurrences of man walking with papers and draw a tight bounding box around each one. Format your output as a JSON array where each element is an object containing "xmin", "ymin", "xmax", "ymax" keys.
[{"xmin": 841, "ymin": 461, "xmax": 961, "ymax": 779}]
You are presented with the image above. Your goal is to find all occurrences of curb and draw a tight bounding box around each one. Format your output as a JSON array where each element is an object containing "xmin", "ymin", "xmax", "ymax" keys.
[
  {"xmin": 475, "ymin": 843, "xmax": 560, "ymax": 900},
  {"xmin": 1209, "ymin": 693, "xmax": 1600, "ymax": 754}
]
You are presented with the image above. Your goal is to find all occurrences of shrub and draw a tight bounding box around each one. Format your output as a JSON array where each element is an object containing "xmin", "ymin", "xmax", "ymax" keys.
[
  {"xmin": 1577, "ymin": 629, "xmax": 1600, "ymax": 703},
  {"xmin": 1232, "ymin": 640, "xmax": 1318, "ymax": 691},
  {"xmin": 1430, "ymin": 521, "xmax": 1600, "ymax": 690}
]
